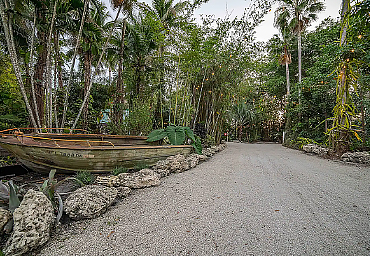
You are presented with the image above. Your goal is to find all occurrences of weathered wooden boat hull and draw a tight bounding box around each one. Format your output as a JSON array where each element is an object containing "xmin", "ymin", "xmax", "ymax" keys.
[{"xmin": 0, "ymin": 142, "xmax": 193, "ymax": 173}]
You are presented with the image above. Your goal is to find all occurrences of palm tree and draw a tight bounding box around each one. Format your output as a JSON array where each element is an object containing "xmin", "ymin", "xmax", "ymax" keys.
[
  {"xmin": 0, "ymin": 0, "xmax": 38, "ymax": 128},
  {"xmin": 229, "ymin": 103, "xmax": 256, "ymax": 142},
  {"xmin": 274, "ymin": 12, "xmax": 293, "ymax": 97},
  {"xmin": 274, "ymin": 0, "xmax": 325, "ymax": 97}
]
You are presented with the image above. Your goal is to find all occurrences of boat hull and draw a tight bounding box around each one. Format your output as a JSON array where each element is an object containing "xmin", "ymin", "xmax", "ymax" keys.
[{"xmin": 0, "ymin": 141, "xmax": 193, "ymax": 173}]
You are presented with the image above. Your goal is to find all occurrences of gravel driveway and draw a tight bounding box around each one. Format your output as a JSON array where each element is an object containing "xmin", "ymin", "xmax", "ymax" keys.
[{"xmin": 38, "ymin": 143, "xmax": 370, "ymax": 255}]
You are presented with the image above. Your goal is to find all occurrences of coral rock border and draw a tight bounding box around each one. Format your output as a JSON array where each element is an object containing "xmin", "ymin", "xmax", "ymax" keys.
[{"xmin": 302, "ymin": 143, "xmax": 370, "ymax": 165}]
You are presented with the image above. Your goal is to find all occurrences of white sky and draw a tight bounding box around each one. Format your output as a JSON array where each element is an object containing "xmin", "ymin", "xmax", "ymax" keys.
[{"xmin": 106, "ymin": 0, "xmax": 342, "ymax": 42}]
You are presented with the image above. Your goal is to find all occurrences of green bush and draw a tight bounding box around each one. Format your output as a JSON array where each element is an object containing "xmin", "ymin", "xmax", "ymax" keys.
[
  {"xmin": 111, "ymin": 166, "xmax": 127, "ymax": 176},
  {"xmin": 76, "ymin": 171, "xmax": 96, "ymax": 185}
]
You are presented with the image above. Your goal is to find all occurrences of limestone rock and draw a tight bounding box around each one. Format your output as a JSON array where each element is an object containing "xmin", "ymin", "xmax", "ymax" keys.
[
  {"xmin": 4, "ymin": 189, "xmax": 54, "ymax": 256},
  {"xmin": 303, "ymin": 144, "xmax": 328, "ymax": 156},
  {"xmin": 96, "ymin": 175, "xmax": 120, "ymax": 187},
  {"xmin": 203, "ymin": 148, "xmax": 215, "ymax": 157},
  {"xmin": 153, "ymin": 168, "xmax": 171, "ymax": 178},
  {"xmin": 167, "ymin": 154, "xmax": 190, "ymax": 173},
  {"xmin": 341, "ymin": 151, "xmax": 370, "ymax": 164},
  {"xmin": 197, "ymin": 154, "xmax": 208, "ymax": 161},
  {"xmin": 117, "ymin": 169, "xmax": 161, "ymax": 188},
  {"xmin": 116, "ymin": 187, "xmax": 131, "ymax": 198},
  {"xmin": 153, "ymin": 154, "xmax": 191, "ymax": 173},
  {"xmin": 0, "ymin": 208, "xmax": 11, "ymax": 233},
  {"xmin": 64, "ymin": 185, "xmax": 118, "ymax": 220},
  {"xmin": 186, "ymin": 153, "xmax": 200, "ymax": 168},
  {"xmin": 153, "ymin": 159, "xmax": 170, "ymax": 171}
]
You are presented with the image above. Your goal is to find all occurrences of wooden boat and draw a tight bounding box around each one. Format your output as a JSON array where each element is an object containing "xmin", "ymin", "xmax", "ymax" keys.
[{"xmin": 0, "ymin": 128, "xmax": 193, "ymax": 173}]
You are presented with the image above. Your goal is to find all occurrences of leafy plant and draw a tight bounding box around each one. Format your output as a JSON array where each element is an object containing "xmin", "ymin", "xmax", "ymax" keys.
[
  {"xmin": 0, "ymin": 156, "xmax": 17, "ymax": 167},
  {"xmin": 290, "ymin": 137, "xmax": 319, "ymax": 149},
  {"xmin": 147, "ymin": 126, "xmax": 202, "ymax": 154},
  {"xmin": 111, "ymin": 166, "xmax": 127, "ymax": 176},
  {"xmin": 203, "ymin": 134, "xmax": 216, "ymax": 148},
  {"xmin": 76, "ymin": 170, "xmax": 96, "ymax": 185},
  {"xmin": 0, "ymin": 180, "xmax": 23, "ymax": 233},
  {"xmin": 41, "ymin": 170, "xmax": 84, "ymax": 225},
  {"xmin": 133, "ymin": 162, "xmax": 149, "ymax": 171}
]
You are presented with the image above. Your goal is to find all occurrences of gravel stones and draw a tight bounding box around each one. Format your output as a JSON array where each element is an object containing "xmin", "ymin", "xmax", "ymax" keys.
[
  {"xmin": 341, "ymin": 151, "xmax": 370, "ymax": 164},
  {"xmin": 0, "ymin": 208, "xmax": 11, "ymax": 233},
  {"xmin": 64, "ymin": 185, "xmax": 118, "ymax": 220},
  {"xmin": 4, "ymin": 189, "xmax": 54, "ymax": 256}
]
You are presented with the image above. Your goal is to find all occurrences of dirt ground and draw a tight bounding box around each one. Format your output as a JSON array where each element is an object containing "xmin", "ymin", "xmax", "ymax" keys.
[{"xmin": 36, "ymin": 143, "xmax": 370, "ymax": 255}]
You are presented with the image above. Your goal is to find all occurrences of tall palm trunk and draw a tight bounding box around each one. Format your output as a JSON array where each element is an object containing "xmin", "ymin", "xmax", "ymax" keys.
[
  {"xmin": 0, "ymin": 0, "xmax": 38, "ymax": 128},
  {"xmin": 60, "ymin": 0, "xmax": 90, "ymax": 129},
  {"xmin": 82, "ymin": 48, "xmax": 92, "ymax": 130},
  {"xmin": 297, "ymin": 31, "xmax": 302, "ymax": 103},
  {"xmin": 34, "ymin": 5, "xmax": 48, "ymax": 126},
  {"xmin": 114, "ymin": 19, "xmax": 127, "ymax": 124},
  {"xmin": 71, "ymin": 4, "xmax": 123, "ymax": 130},
  {"xmin": 45, "ymin": 0, "xmax": 58, "ymax": 128},
  {"xmin": 29, "ymin": 10, "xmax": 42, "ymax": 128},
  {"xmin": 285, "ymin": 62, "xmax": 290, "ymax": 95},
  {"xmin": 283, "ymin": 45, "xmax": 290, "ymax": 96}
]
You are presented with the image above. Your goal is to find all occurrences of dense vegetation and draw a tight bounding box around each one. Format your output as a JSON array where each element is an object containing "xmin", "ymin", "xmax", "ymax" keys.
[{"xmin": 0, "ymin": 0, "xmax": 369, "ymax": 153}]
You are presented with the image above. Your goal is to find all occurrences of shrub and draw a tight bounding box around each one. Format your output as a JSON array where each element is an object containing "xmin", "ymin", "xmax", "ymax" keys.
[
  {"xmin": 76, "ymin": 170, "xmax": 96, "ymax": 185},
  {"xmin": 111, "ymin": 166, "xmax": 127, "ymax": 176}
]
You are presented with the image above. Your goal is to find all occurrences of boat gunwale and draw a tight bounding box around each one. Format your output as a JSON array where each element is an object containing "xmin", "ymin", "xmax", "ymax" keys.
[{"xmin": 0, "ymin": 140, "xmax": 193, "ymax": 151}]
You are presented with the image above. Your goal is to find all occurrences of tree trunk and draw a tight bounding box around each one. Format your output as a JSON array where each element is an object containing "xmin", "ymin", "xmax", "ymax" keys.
[
  {"xmin": 82, "ymin": 48, "xmax": 92, "ymax": 130},
  {"xmin": 29, "ymin": 8, "xmax": 42, "ymax": 128},
  {"xmin": 285, "ymin": 63, "xmax": 290, "ymax": 96},
  {"xmin": 0, "ymin": 0, "xmax": 38, "ymax": 128},
  {"xmin": 71, "ymin": 4, "xmax": 123, "ymax": 130},
  {"xmin": 45, "ymin": 0, "xmax": 58, "ymax": 128},
  {"xmin": 114, "ymin": 19, "xmax": 127, "ymax": 124},
  {"xmin": 297, "ymin": 31, "xmax": 302, "ymax": 104},
  {"xmin": 60, "ymin": 0, "xmax": 90, "ymax": 129}
]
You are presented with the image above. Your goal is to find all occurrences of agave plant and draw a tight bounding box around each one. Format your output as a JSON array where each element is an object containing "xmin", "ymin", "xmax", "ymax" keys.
[
  {"xmin": 40, "ymin": 169, "xmax": 84, "ymax": 225},
  {"xmin": 0, "ymin": 180, "xmax": 23, "ymax": 233}
]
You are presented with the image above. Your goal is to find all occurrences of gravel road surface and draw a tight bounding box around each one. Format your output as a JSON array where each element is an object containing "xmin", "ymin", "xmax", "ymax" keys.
[{"xmin": 39, "ymin": 143, "xmax": 370, "ymax": 255}]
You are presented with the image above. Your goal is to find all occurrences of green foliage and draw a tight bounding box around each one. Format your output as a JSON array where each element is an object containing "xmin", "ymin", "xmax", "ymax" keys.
[
  {"xmin": 41, "ymin": 170, "xmax": 83, "ymax": 225},
  {"xmin": 282, "ymin": 18, "xmax": 340, "ymax": 143},
  {"xmin": 133, "ymin": 162, "xmax": 149, "ymax": 171},
  {"xmin": 109, "ymin": 98, "xmax": 154, "ymax": 136},
  {"xmin": 112, "ymin": 166, "xmax": 127, "ymax": 176},
  {"xmin": 296, "ymin": 137, "xmax": 318, "ymax": 148},
  {"xmin": 76, "ymin": 170, "xmax": 96, "ymax": 185},
  {"xmin": 287, "ymin": 137, "xmax": 319, "ymax": 150},
  {"xmin": 147, "ymin": 125, "xmax": 202, "ymax": 154},
  {"xmin": 0, "ymin": 180, "xmax": 23, "ymax": 233},
  {"xmin": 203, "ymin": 134, "xmax": 215, "ymax": 148},
  {"xmin": 0, "ymin": 52, "xmax": 28, "ymax": 130},
  {"xmin": 0, "ymin": 180, "xmax": 22, "ymax": 211},
  {"xmin": 0, "ymin": 156, "xmax": 17, "ymax": 167}
]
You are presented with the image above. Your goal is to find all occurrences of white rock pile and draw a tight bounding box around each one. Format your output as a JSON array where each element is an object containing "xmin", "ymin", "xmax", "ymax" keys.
[
  {"xmin": 341, "ymin": 151, "xmax": 370, "ymax": 164},
  {"xmin": 64, "ymin": 185, "xmax": 118, "ymax": 220},
  {"xmin": 3, "ymin": 190, "xmax": 54, "ymax": 256},
  {"xmin": 302, "ymin": 144, "xmax": 329, "ymax": 157}
]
